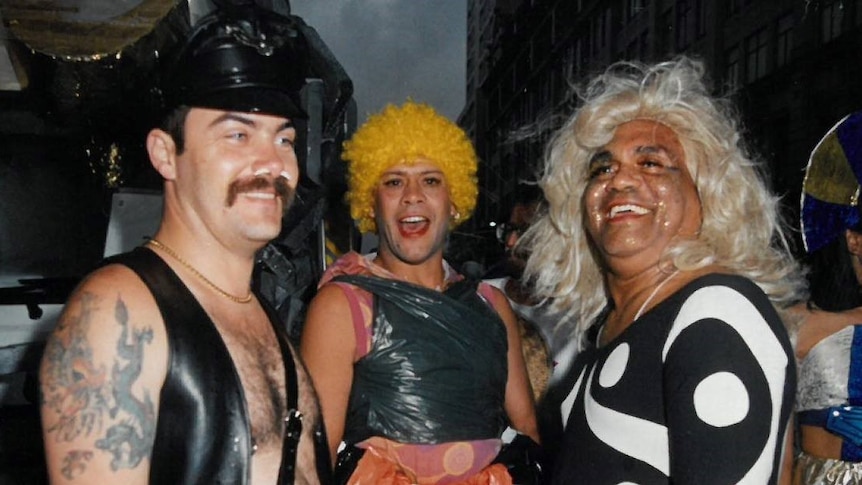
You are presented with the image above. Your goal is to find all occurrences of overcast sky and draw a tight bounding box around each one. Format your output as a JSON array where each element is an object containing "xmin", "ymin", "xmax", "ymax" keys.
[{"xmin": 289, "ymin": 0, "xmax": 467, "ymax": 122}]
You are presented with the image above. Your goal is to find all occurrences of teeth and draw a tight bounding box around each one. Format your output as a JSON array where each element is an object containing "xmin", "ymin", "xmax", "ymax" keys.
[
  {"xmin": 279, "ymin": 171, "xmax": 292, "ymax": 181},
  {"xmin": 254, "ymin": 168, "xmax": 270, "ymax": 177},
  {"xmin": 244, "ymin": 192, "xmax": 275, "ymax": 200},
  {"xmin": 401, "ymin": 216, "xmax": 426, "ymax": 223},
  {"xmin": 609, "ymin": 204, "xmax": 648, "ymax": 218}
]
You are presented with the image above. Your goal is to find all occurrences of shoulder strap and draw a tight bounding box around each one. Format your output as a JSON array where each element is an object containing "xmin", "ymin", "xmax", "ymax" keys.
[
  {"xmin": 328, "ymin": 281, "xmax": 372, "ymax": 358},
  {"xmin": 332, "ymin": 274, "xmax": 498, "ymax": 327},
  {"xmin": 107, "ymin": 247, "xmax": 307, "ymax": 484},
  {"xmin": 476, "ymin": 281, "xmax": 498, "ymax": 306},
  {"xmin": 105, "ymin": 247, "xmax": 251, "ymax": 484},
  {"xmin": 104, "ymin": 247, "xmax": 212, "ymax": 329}
]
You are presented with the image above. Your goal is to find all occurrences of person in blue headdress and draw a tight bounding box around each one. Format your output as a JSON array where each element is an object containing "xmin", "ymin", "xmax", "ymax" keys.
[{"xmin": 794, "ymin": 111, "xmax": 862, "ymax": 484}]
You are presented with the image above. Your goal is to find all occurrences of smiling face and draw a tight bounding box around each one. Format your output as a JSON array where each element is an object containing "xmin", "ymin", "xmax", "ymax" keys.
[
  {"xmin": 373, "ymin": 159, "xmax": 455, "ymax": 267},
  {"xmin": 171, "ymin": 107, "xmax": 299, "ymax": 247},
  {"xmin": 583, "ymin": 119, "xmax": 702, "ymax": 275}
]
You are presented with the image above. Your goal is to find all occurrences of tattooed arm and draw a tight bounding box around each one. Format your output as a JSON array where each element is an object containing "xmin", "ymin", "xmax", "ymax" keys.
[{"xmin": 39, "ymin": 265, "xmax": 168, "ymax": 484}]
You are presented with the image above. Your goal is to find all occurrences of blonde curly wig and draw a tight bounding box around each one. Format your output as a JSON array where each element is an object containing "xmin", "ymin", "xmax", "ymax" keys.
[
  {"xmin": 521, "ymin": 56, "xmax": 805, "ymax": 349},
  {"xmin": 342, "ymin": 100, "xmax": 478, "ymax": 233}
]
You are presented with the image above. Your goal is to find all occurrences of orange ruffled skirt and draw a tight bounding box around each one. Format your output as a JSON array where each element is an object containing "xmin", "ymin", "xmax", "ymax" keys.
[{"xmin": 346, "ymin": 437, "xmax": 512, "ymax": 485}]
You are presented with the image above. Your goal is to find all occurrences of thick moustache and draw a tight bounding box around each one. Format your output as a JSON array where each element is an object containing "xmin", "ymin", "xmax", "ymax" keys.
[
  {"xmin": 227, "ymin": 175, "xmax": 292, "ymax": 207},
  {"xmin": 239, "ymin": 176, "xmax": 287, "ymax": 196}
]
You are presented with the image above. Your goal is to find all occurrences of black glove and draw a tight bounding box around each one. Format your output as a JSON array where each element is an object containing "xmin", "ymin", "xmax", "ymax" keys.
[{"xmin": 491, "ymin": 433, "xmax": 546, "ymax": 485}]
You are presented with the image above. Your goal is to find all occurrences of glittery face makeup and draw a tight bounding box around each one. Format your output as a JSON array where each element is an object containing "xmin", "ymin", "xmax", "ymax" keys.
[{"xmin": 583, "ymin": 119, "xmax": 702, "ymax": 271}]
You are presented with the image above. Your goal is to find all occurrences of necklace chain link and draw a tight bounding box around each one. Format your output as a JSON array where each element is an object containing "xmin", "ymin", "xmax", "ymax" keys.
[
  {"xmin": 147, "ymin": 238, "xmax": 253, "ymax": 304},
  {"xmin": 634, "ymin": 269, "xmax": 680, "ymax": 321}
]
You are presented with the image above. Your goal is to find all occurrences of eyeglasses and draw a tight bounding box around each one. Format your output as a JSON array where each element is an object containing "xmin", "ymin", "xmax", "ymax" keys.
[{"xmin": 496, "ymin": 223, "xmax": 530, "ymax": 244}]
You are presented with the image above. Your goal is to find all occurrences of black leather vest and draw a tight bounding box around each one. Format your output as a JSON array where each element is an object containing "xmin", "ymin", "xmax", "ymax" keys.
[{"xmin": 108, "ymin": 247, "xmax": 300, "ymax": 484}]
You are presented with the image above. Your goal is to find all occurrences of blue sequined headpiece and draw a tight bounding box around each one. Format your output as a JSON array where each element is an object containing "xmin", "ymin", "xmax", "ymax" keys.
[{"xmin": 801, "ymin": 112, "xmax": 862, "ymax": 254}]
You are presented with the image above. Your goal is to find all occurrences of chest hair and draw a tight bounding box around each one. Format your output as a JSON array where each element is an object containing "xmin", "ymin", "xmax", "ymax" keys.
[{"xmin": 211, "ymin": 304, "xmax": 286, "ymax": 449}]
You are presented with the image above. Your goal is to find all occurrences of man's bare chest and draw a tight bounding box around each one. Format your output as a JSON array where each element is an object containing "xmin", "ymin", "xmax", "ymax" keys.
[{"xmin": 213, "ymin": 314, "xmax": 287, "ymax": 449}]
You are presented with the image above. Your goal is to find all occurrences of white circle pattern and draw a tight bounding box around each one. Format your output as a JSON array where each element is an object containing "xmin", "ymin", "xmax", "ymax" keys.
[
  {"xmin": 693, "ymin": 371, "xmax": 749, "ymax": 427},
  {"xmin": 599, "ymin": 343, "xmax": 630, "ymax": 388}
]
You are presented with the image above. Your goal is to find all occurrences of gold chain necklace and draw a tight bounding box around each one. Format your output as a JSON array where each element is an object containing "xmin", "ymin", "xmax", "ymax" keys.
[{"xmin": 147, "ymin": 238, "xmax": 253, "ymax": 304}]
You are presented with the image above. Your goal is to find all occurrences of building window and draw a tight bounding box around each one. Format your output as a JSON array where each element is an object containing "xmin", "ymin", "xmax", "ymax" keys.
[
  {"xmin": 696, "ymin": 0, "xmax": 708, "ymax": 37},
  {"xmin": 626, "ymin": 29, "xmax": 650, "ymax": 60},
  {"xmin": 661, "ymin": 9, "xmax": 674, "ymax": 54},
  {"xmin": 727, "ymin": 0, "xmax": 753, "ymax": 17},
  {"xmin": 821, "ymin": 1, "xmax": 844, "ymax": 43},
  {"xmin": 606, "ymin": 8, "xmax": 613, "ymax": 47},
  {"xmin": 627, "ymin": 38, "xmax": 638, "ymax": 59},
  {"xmin": 575, "ymin": 38, "xmax": 583, "ymax": 74},
  {"xmin": 776, "ymin": 12, "xmax": 793, "ymax": 67},
  {"xmin": 628, "ymin": 0, "xmax": 645, "ymax": 20},
  {"xmin": 564, "ymin": 41, "xmax": 580, "ymax": 80},
  {"xmin": 550, "ymin": 9, "xmax": 556, "ymax": 43},
  {"xmin": 725, "ymin": 45, "xmax": 741, "ymax": 91},
  {"xmin": 677, "ymin": 0, "xmax": 696, "ymax": 49},
  {"xmin": 595, "ymin": 8, "xmax": 610, "ymax": 50},
  {"xmin": 727, "ymin": 0, "xmax": 742, "ymax": 16},
  {"xmin": 640, "ymin": 30, "xmax": 650, "ymax": 60},
  {"xmin": 746, "ymin": 28, "xmax": 768, "ymax": 82},
  {"xmin": 538, "ymin": 75, "xmax": 554, "ymax": 110}
]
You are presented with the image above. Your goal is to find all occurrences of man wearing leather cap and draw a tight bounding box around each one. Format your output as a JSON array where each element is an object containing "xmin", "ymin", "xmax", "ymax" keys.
[{"xmin": 38, "ymin": 4, "xmax": 329, "ymax": 484}]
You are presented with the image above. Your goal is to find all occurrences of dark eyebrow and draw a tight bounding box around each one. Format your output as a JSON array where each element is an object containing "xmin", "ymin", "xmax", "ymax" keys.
[
  {"xmin": 209, "ymin": 112, "xmax": 254, "ymax": 128},
  {"xmin": 589, "ymin": 150, "xmax": 612, "ymax": 166},
  {"xmin": 634, "ymin": 145, "xmax": 666, "ymax": 155},
  {"xmin": 208, "ymin": 113, "xmax": 295, "ymax": 131},
  {"xmin": 382, "ymin": 168, "xmax": 445, "ymax": 177},
  {"xmin": 635, "ymin": 144, "xmax": 682, "ymax": 164}
]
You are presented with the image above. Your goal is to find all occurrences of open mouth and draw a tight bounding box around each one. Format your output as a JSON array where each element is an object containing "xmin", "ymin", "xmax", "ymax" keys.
[
  {"xmin": 608, "ymin": 204, "xmax": 649, "ymax": 219},
  {"xmin": 398, "ymin": 215, "xmax": 430, "ymax": 234},
  {"xmin": 400, "ymin": 215, "xmax": 427, "ymax": 224}
]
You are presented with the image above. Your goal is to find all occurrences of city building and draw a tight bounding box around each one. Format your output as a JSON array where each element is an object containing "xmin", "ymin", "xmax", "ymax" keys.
[{"xmin": 461, "ymin": 0, "xmax": 862, "ymax": 261}]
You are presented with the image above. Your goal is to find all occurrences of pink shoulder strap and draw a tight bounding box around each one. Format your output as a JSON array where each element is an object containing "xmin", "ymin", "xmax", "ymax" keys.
[
  {"xmin": 477, "ymin": 281, "xmax": 498, "ymax": 307},
  {"xmin": 330, "ymin": 281, "xmax": 372, "ymax": 359}
]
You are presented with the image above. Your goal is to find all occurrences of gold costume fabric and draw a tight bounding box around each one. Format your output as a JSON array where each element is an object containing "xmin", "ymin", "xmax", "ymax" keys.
[{"xmin": 796, "ymin": 451, "xmax": 862, "ymax": 485}]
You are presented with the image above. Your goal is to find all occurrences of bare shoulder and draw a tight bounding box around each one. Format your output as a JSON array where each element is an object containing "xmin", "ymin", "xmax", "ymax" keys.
[
  {"xmin": 45, "ymin": 264, "xmax": 166, "ymax": 361},
  {"xmin": 793, "ymin": 303, "xmax": 862, "ymax": 359},
  {"xmin": 39, "ymin": 263, "xmax": 168, "ymax": 484},
  {"xmin": 480, "ymin": 283, "xmax": 519, "ymax": 327},
  {"xmin": 302, "ymin": 283, "xmax": 355, "ymax": 337},
  {"xmin": 309, "ymin": 282, "xmax": 352, "ymax": 308},
  {"xmin": 300, "ymin": 283, "xmax": 358, "ymax": 460},
  {"xmin": 301, "ymin": 283, "xmax": 356, "ymax": 362}
]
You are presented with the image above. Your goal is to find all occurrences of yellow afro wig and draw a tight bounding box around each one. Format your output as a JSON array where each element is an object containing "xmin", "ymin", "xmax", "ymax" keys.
[{"xmin": 342, "ymin": 100, "xmax": 479, "ymax": 234}]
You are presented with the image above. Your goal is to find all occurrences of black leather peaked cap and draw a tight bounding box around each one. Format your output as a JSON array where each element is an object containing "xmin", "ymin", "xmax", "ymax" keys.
[{"xmin": 162, "ymin": 3, "xmax": 308, "ymax": 119}]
